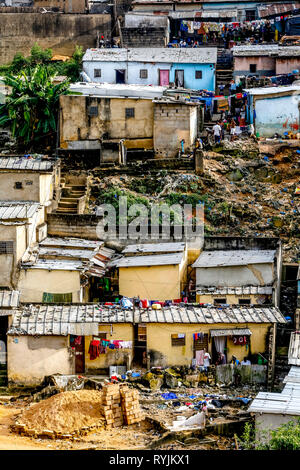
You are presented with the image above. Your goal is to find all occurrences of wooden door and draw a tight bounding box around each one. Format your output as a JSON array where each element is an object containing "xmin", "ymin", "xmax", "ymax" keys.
[
  {"xmin": 70, "ymin": 335, "xmax": 85, "ymax": 373},
  {"xmin": 159, "ymin": 69, "xmax": 170, "ymax": 86}
]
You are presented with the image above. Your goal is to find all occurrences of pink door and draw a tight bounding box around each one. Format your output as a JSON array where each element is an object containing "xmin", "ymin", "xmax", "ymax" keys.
[{"xmin": 159, "ymin": 69, "xmax": 170, "ymax": 86}]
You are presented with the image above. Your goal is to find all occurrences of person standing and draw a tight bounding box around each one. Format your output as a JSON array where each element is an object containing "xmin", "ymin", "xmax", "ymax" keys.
[
  {"xmin": 230, "ymin": 118, "xmax": 236, "ymax": 141},
  {"xmin": 213, "ymin": 121, "xmax": 222, "ymax": 144}
]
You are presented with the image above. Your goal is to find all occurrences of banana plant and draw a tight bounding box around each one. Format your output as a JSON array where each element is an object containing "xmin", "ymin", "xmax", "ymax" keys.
[{"xmin": 0, "ymin": 65, "xmax": 70, "ymax": 147}]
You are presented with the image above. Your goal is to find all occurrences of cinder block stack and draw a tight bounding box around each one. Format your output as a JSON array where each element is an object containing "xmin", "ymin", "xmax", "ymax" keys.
[
  {"xmin": 100, "ymin": 383, "xmax": 143, "ymax": 428},
  {"xmin": 100, "ymin": 383, "xmax": 123, "ymax": 429},
  {"xmin": 120, "ymin": 386, "xmax": 143, "ymax": 425}
]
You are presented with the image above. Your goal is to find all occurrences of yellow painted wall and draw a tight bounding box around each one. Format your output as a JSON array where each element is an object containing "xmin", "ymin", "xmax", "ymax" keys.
[
  {"xmin": 17, "ymin": 269, "xmax": 81, "ymax": 302},
  {"xmin": 85, "ymin": 323, "xmax": 134, "ymax": 371},
  {"xmin": 39, "ymin": 174, "xmax": 54, "ymax": 205},
  {"xmin": 119, "ymin": 264, "xmax": 181, "ymax": 301},
  {"xmin": 146, "ymin": 322, "xmax": 271, "ymax": 366}
]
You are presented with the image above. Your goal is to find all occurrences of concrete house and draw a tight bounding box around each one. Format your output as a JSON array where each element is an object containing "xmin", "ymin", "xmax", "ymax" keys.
[
  {"xmin": 192, "ymin": 237, "xmax": 282, "ymax": 307},
  {"xmin": 0, "ymin": 157, "xmax": 61, "ymax": 210},
  {"xmin": 245, "ymin": 85, "xmax": 300, "ymax": 137},
  {"xmin": 6, "ymin": 302, "xmax": 286, "ymax": 385},
  {"xmin": 82, "ymin": 48, "xmax": 217, "ymax": 91},
  {"xmin": 249, "ymin": 331, "xmax": 300, "ymax": 444},
  {"xmin": 59, "ymin": 83, "xmax": 200, "ymax": 160},
  {"xmin": 0, "ymin": 290, "xmax": 20, "ymax": 386},
  {"xmin": 233, "ymin": 45, "xmax": 300, "ymax": 78},
  {"xmin": 17, "ymin": 237, "xmax": 115, "ymax": 303},
  {"xmin": 115, "ymin": 242, "xmax": 188, "ymax": 301},
  {"xmin": 0, "ymin": 202, "xmax": 45, "ymax": 288}
]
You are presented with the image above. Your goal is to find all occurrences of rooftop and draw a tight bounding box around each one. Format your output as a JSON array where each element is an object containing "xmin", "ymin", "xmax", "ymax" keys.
[
  {"xmin": 0, "ymin": 157, "xmax": 56, "ymax": 172},
  {"xmin": 21, "ymin": 237, "xmax": 115, "ymax": 277},
  {"xmin": 0, "ymin": 290, "xmax": 20, "ymax": 308},
  {"xmin": 233, "ymin": 44, "xmax": 300, "ymax": 57},
  {"xmin": 122, "ymin": 242, "xmax": 185, "ymax": 255},
  {"xmin": 116, "ymin": 252, "xmax": 184, "ymax": 267},
  {"xmin": 244, "ymin": 85, "xmax": 300, "ymax": 96},
  {"xmin": 0, "ymin": 202, "xmax": 41, "ymax": 220},
  {"xmin": 7, "ymin": 304, "xmax": 286, "ymax": 336},
  {"xmin": 192, "ymin": 250, "xmax": 276, "ymax": 268},
  {"xmin": 83, "ymin": 48, "xmax": 217, "ymax": 64},
  {"xmin": 69, "ymin": 82, "xmax": 167, "ymax": 99}
]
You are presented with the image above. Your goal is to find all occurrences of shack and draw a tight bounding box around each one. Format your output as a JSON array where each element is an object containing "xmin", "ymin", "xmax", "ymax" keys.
[{"xmin": 7, "ymin": 303, "xmax": 286, "ymax": 385}]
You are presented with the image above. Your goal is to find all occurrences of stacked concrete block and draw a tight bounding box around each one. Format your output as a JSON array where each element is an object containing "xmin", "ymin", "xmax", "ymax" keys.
[
  {"xmin": 120, "ymin": 386, "xmax": 143, "ymax": 425},
  {"xmin": 100, "ymin": 383, "xmax": 124, "ymax": 429}
]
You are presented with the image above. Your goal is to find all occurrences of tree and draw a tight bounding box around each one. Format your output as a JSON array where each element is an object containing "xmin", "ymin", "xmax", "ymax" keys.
[
  {"xmin": 0, "ymin": 65, "xmax": 70, "ymax": 149},
  {"xmin": 237, "ymin": 418, "xmax": 300, "ymax": 450}
]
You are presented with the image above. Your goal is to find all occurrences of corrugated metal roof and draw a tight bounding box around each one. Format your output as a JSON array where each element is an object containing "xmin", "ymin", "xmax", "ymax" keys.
[
  {"xmin": 0, "ymin": 290, "xmax": 20, "ymax": 308},
  {"xmin": 192, "ymin": 250, "xmax": 276, "ymax": 268},
  {"xmin": 0, "ymin": 202, "xmax": 41, "ymax": 220},
  {"xmin": 248, "ymin": 393, "xmax": 300, "ymax": 415},
  {"xmin": 210, "ymin": 328, "xmax": 251, "ymax": 337},
  {"xmin": 7, "ymin": 305, "xmax": 286, "ymax": 336},
  {"xmin": 122, "ymin": 242, "xmax": 185, "ymax": 255},
  {"xmin": 196, "ymin": 286, "xmax": 273, "ymax": 295},
  {"xmin": 70, "ymin": 83, "xmax": 167, "ymax": 100},
  {"xmin": 244, "ymin": 85, "xmax": 300, "ymax": 96},
  {"xmin": 258, "ymin": 2, "xmax": 300, "ymax": 18},
  {"xmin": 233, "ymin": 45, "xmax": 300, "ymax": 57},
  {"xmin": 40, "ymin": 238, "xmax": 102, "ymax": 250},
  {"xmin": 0, "ymin": 157, "xmax": 55, "ymax": 172},
  {"xmin": 116, "ymin": 252, "xmax": 184, "ymax": 267},
  {"xmin": 83, "ymin": 48, "xmax": 218, "ymax": 64}
]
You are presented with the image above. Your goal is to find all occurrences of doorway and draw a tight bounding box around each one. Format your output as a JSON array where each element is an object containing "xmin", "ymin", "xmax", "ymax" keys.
[
  {"xmin": 159, "ymin": 69, "xmax": 170, "ymax": 86},
  {"xmin": 70, "ymin": 335, "xmax": 85, "ymax": 373},
  {"xmin": 0, "ymin": 316, "xmax": 8, "ymax": 385},
  {"xmin": 116, "ymin": 69, "xmax": 126, "ymax": 84},
  {"xmin": 175, "ymin": 69, "xmax": 184, "ymax": 87},
  {"xmin": 133, "ymin": 324, "xmax": 147, "ymax": 367}
]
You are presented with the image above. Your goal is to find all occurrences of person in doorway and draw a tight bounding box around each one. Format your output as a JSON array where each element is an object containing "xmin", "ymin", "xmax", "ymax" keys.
[
  {"xmin": 213, "ymin": 121, "xmax": 222, "ymax": 144},
  {"xmin": 203, "ymin": 348, "xmax": 211, "ymax": 369},
  {"xmin": 180, "ymin": 139, "xmax": 185, "ymax": 154},
  {"xmin": 241, "ymin": 357, "xmax": 251, "ymax": 365}
]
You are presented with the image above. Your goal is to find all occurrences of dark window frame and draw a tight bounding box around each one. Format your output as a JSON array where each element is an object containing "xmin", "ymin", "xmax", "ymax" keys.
[
  {"xmin": 140, "ymin": 69, "xmax": 148, "ymax": 79},
  {"xmin": 171, "ymin": 334, "xmax": 186, "ymax": 346},
  {"xmin": 94, "ymin": 68, "xmax": 101, "ymax": 78},
  {"xmin": 125, "ymin": 107, "xmax": 135, "ymax": 118},
  {"xmin": 195, "ymin": 70, "xmax": 202, "ymax": 79}
]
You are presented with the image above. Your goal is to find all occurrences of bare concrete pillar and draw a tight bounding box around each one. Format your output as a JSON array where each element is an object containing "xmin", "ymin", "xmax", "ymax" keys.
[{"xmin": 195, "ymin": 149, "xmax": 204, "ymax": 175}]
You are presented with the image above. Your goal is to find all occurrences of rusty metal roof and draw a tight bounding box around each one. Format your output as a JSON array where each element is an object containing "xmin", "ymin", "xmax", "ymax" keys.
[
  {"xmin": 0, "ymin": 202, "xmax": 41, "ymax": 220},
  {"xmin": 192, "ymin": 250, "xmax": 276, "ymax": 268},
  {"xmin": 0, "ymin": 157, "xmax": 55, "ymax": 172},
  {"xmin": 8, "ymin": 304, "xmax": 286, "ymax": 336},
  {"xmin": 0, "ymin": 290, "xmax": 20, "ymax": 308}
]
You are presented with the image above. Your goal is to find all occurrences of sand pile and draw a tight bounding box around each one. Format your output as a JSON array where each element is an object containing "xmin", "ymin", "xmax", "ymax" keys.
[{"xmin": 20, "ymin": 390, "xmax": 105, "ymax": 434}]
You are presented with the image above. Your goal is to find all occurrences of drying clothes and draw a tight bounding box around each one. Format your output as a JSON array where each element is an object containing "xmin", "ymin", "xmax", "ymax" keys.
[
  {"xmin": 193, "ymin": 332, "xmax": 204, "ymax": 341},
  {"xmin": 119, "ymin": 341, "xmax": 133, "ymax": 349},
  {"xmin": 101, "ymin": 340, "xmax": 110, "ymax": 348},
  {"xmin": 161, "ymin": 392, "xmax": 178, "ymax": 400},
  {"xmin": 113, "ymin": 340, "xmax": 121, "ymax": 349},
  {"xmin": 232, "ymin": 336, "xmax": 247, "ymax": 346},
  {"xmin": 109, "ymin": 343, "xmax": 115, "ymax": 349},
  {"xmin": 120, "ymin": 297, "xmax": 133, "ymax": 309},
  {"xmin": 74, "ymin": 336, "xmax": 82, "ymax": 346},
  {"xmin": 88, "ymin": 340, "xmax": 100, "ymax": 360},
  {"xmin": 195, "ymin": 349, "xmax": 204, "ymax": 366},
  {"xmin": 139, "ymin": 299, "xmax": 149, "ymax": 308}
]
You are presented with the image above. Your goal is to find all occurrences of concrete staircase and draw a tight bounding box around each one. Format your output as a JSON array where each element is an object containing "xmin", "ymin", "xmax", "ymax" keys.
[
  {"xmin": 56, "ymin": 175, "xmax": 87, "ymax": 214},
  {"xmin": 216, "ymin": 48, "xmax": 233, "ymax": 94}
]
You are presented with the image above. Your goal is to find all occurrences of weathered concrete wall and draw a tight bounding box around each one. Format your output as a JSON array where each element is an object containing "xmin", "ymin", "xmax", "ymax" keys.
[
  {"xmin": 0, "ymin": 13, "xmax": 111, "ymax": 64},
  {"xmin": 255, "ymin": 412, "xmax": 300, "ymax": 444},
  {"xmin": 255, "ymin": 94, "xmax": 300, "ymax": 137},
  {"xmin": 233, "ymin": 56, "xmax": 276, "ymax": 76},
  {"xmin": 216, "ymin": 364, "xmax": 267, "ymax": 385},
  {"xmin": 59, "ymin": 95, "xmax": 154, "ymax": 150},
  {"xmin": 47, "ymin": 213, "xmax": 100, "ymax": 239},
  {"xmin": 276, "ymin": 57, "xmax": 300, "ymax": 74},
  {"xmin": 7, "ymin": 335, "xmax": 73, "ymax": 385},
  {"xmin": 34, "ymin": 0, "xmax": 87, "ymax": 13},
  {"xmin": 122, "ymin": 27, "xmax": 168, "ymax": 48},
  {"xmin": 154, "ymin": 102, "xmax": 198, "ymax": 158},
  {"xmin": 196, "ymin": 263, "xmax": 274, "ymax": 288},
  {"xmin": 17, "ymin": 268, "xmax": 81, "ymax": 302},
  {"xmin": 197, "ymin": 293, "xmax": 271, "ymax": 305},
  {"xmin": 0, "ymin": 172, "xmax": 53, "ymax": 204}
]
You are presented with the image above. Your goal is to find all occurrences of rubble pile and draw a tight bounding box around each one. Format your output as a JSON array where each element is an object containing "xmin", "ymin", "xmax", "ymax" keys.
[
  {"xmin": 87, "ymin": 142, "xmax": 299, "ymax": 262},
  {"xmin": 12, "ymin": 390, "xmax": 105, "ymax": 438}
]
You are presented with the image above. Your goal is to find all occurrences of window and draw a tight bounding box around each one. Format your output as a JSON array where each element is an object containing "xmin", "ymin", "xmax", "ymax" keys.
[
  {"xmin": 238, "ymin": 299, "xmax": 251, "ymax": 305},
  {"xmin": 42, "ymin": 293, "xmax": 73, "ymax": 303},
  {"xmin": 195, "ymin": 70, "xmax": 202, "ymax": 79},
  {"xmin": 246, "ymin": 9, "xmax": 256, "ymax": 21},
  {"xmin": 0, "ymin": 241, "xmax": 13, "ymax": 254},
  {"xmin": 94, "ymin": 69, "xmax": 101, "ymax": 78},
  {"xmin": 249, "ymin": 64, "xmax": 257, "ymax": 73},
  {"xmin": 25, "ymin": 180, "xmax": 33, "ymax": 186},
  {"xmin": 88, "ymin": 106, "xmax": 98, "ymax": 117},
  {"xmin": 140, "ymin": 69, "xmax": 148, "ymax": 79},
  {"xmin": 125, "ymin": 108, "xmax": 135, "ymax": 118},
  {"xmin": 171, "ymin": 334, "xmax": 186, "ymax": 346},
  {"xmin": 214, "ymin": 298, "xmax": 227, "ymax": 305},
  {"xmin": 138, "ymin": 324, "xmax": 147, "ymax": 342},
  {"xmin": 14, "ymin": 182, "xmax": 23, "ymax": 189},
  {"xmin": 98, "ymin": 332, "xmax": 107, "ymax": 340}
]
